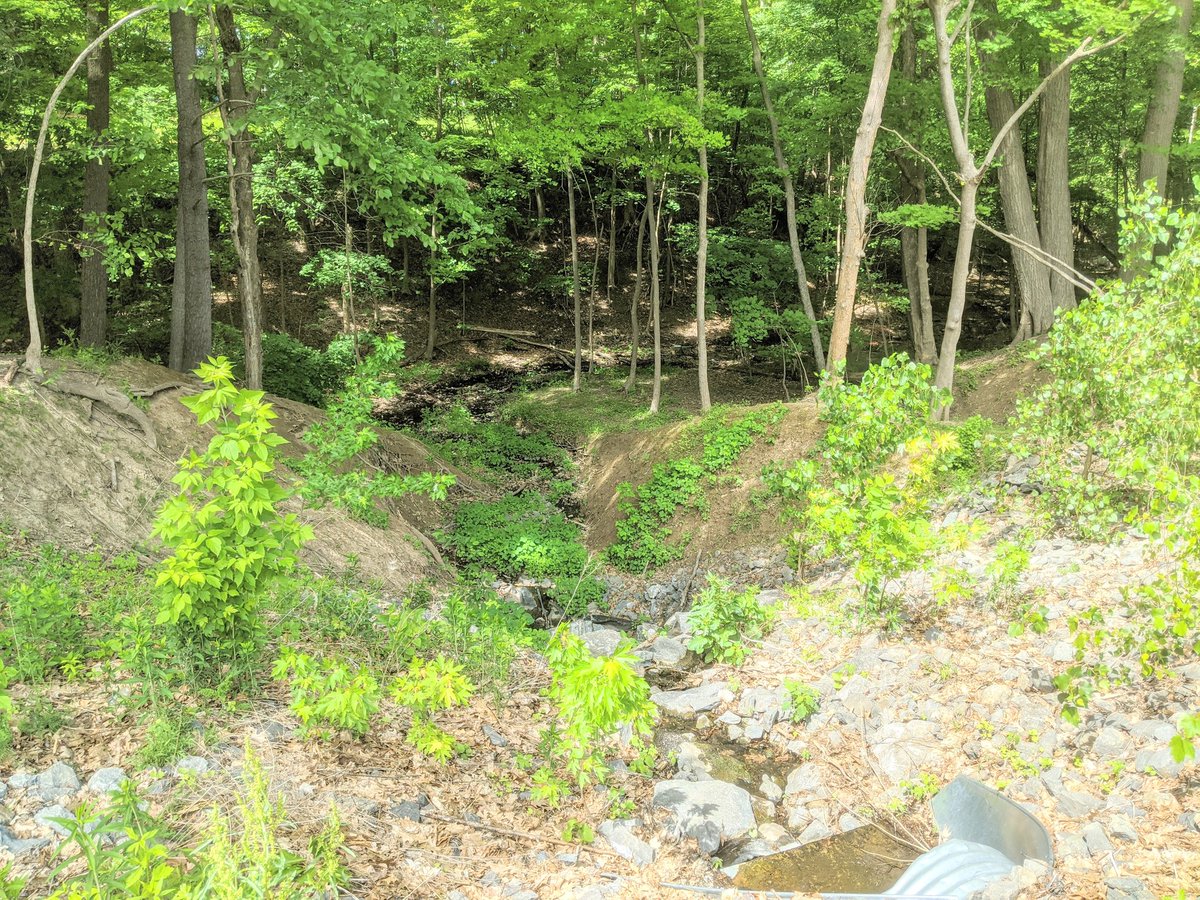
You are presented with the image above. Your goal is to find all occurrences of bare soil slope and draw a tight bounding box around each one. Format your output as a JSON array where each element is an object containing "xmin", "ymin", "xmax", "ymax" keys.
[{"xmin": 0, "ymin": 355, "xmax": 477, "ymax": 592}]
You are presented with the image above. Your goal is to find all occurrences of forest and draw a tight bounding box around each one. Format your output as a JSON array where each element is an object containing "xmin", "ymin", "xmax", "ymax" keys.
[{"xmin": 0, "ymin": 0, "xmax": 1198, "ymax": 897}]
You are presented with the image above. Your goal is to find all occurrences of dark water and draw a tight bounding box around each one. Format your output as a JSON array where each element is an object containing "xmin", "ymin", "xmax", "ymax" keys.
[{"xmin": 732, "ymin": 826, "xmax": 921, "ymax": 894}]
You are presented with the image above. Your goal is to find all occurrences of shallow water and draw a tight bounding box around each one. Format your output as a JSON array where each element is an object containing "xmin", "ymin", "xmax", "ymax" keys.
[{"xmin": 732, "ymin": 826, "xmax": 922, "ymax": 894}]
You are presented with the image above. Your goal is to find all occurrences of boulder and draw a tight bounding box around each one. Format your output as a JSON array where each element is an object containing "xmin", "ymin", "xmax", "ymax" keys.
[{"xmin": 653, "ymin": 779, "xmax": 755, "ymax": 853}]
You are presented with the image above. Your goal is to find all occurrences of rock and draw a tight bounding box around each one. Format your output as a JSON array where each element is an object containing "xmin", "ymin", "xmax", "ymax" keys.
[
  {"xmin": 1091, "ymin": 727, "xmax": 1130, "ymax": 760},
  {"xmin": 174, "ymin": 756, "xmax": 210, "ymax": 777},
  {"xmin": 870, "ymin": 721, "xmax": 942, "ymax": 782},
  {"xmin": 1129, "ymin": 720, "xmax": 1175, "ymax": 742},
  {"xmin": 1180, "ymin": 812, "xmax": 1200, "ymax": 833},
  {"xmin": 759, "ymin": 775, "xmax": 783, "ymax": 803},
  {"xmin": 570, "ymin": 881, "xmax": 623, "ymax": 900},
  {"xmin": 717, "ymin": 712, "xmax": 741, "ymax": 726},
  {"xmin": 839, "ymin": 813, "xmax": 864, "ymax": 831},
  {"xmin": 653, "ymin": 780, "xmax": 755, "ymax": 853},
  {"xmin": 390, "ymin": 801, "xmax": 423, "ymax": 822},
  {"xmin": 650, "ymin": 636, "xmax": 687, "ymax": 666},
  {"xmin": 651, "ymin": 683, "xmax": 725, "ymax": 717},
  {"xmin": 86, "ymin": 767, "xmax": 128, "ymax": 796},
  {"xmin": 744, "ymin": 722, "xmax": 765, "ymax": 741},
  {"xmin": 1081, "ymin": 822, "xmax": 1113, "ymax": 857},
  {"xmin": 581, "ymin": 628, "xmax": 623, "ymax": 657},
  {"xmin": 1134, "ymin": 747, "xmax": 1185, "ymax": 778},
  {"xmin": 482, "ymin": 724, "xmax": 509, "ymax": 747},
  {"xmin": 598, "ymin": 820, "xmax": 655, "ymax": 866},
  {"xmin": 1105, "ymin": 877, "xmax": 1155, "ymax": 900},
  {"xmin": 0, "ymin": 825, "xmax": 49, "ymax": 856},
  {"xmin": 37, "ymin": 762, "xmax": 81, "ymax": 803},
  {"xmin": 1107, "ymin": 815, "xmax": 1137, "ymax": 842},
  {"xmin": 1057, "ymin": 832, "xmax": 1089, "ymax": 860},
  {"xmin": 8, "ymin": 773, "xmax": 35, "ymax": 791},
  {"xmin": 35, "ymin": 804, "xmax": 74, "ymax": 837},
  {"xmin": 784, "ymin": 763, "xmax": 822, "ymax": 796},
  {"xmin": 798, "ymin": 818, "xmax": 832, "ymax": 844},
  {"xmin": 0, "ymin": 783, "xmax": 6, "ymax": 802},
  {"xmin": 758, "ymin": 822, "xmax": 791, "ymax": 846}
]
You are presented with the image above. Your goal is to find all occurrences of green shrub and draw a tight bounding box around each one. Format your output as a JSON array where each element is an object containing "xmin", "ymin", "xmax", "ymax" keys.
[
  {"xmin": 445, "ymin": 494, "xmax": 603, "ymax": 616},
  {"xmin": 0, "ymin": 578, "xmax": 86, "ymax": 681},
  {"xmin": 420, "ymin": 404, "xmax": 571, "ymax": 484},
  {"xmin": 153, "ymin": 357, "xmax": 312, "ymax": 676},
  {"xmin": 293, "ymin": 336, "xmax": 455, "ymax": 526},
  {"xmin": 212, "ymin": 324, "xmax": 336, "ymax": 407},
  {"xmin": 535, "ymin": 628, "xmax": 656, "ymax": 796},
  {"xmin": 391, "ymin": 655, "xmax": 474, "ymax": 761},
  {"xmin": 1014, "ymin": 193, "xmax": 1200, "ymax": 761},
  {"xmin": 687, "ymin": 576, "xmax": 774, "ymax": 665},
  {"xmin": 273, "ymin": 648, "xmax": 381, "ymax": 739},
  {"xmin": 783, "ymin": 679, "xmax": 821, "ymax": 723},
  {"xmin": 427, "ymin": 588, "xmax": 537, "ymax": 688}
]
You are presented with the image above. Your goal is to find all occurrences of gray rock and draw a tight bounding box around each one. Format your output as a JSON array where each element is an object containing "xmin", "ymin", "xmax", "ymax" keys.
[
  {"xmin": 0, "ymin": 825, "xmax": 49, "ymax": 856},
  {"xmin": 1057, "ymin": 832, "xmax": 1089, "ymax": 860},
  {"xmin": 758, "ymin": 822, "xmax": 791, "ymax": 846},
  {"xmin": 717, "ymin": 712, "xmax": 742, "ymax": 726},
  {"xmin": 8, "ymin": 773, "xmax": 35, "ymax": 791},
  {"xmin": 1180, "ymin": 811, "xmax": 1199, "ymax": 833},
  {"xmin": 759, "ymin": 775, "xmax": 783, "ymax": 803},
  {"xmin": 482, "ymin": 724, "xmax": 509, "ymax": 747},
  {"xmin": 0, "ymin": 783, "xmax": 6, "ymax": 802},
  {"xmin": 1135, "ymin": 746, "xmax": 1187, "ymax": 778},
  {"xmin": 598, "ymin": 820, "xmax": 655, "ymax": 866},
  {"xmin": 650, "ymin": 636, "xmax": 687, "ymax": 666},
  {"xmin": 839, "ymin": 812, "xmax": 864, "ymax": 831},
  {"xmin": 744, "ymin": 722, "xmax": 765, "ymax": 741},
  {"xmin": 1107, "ymin": 815, "xmax": 1137, "ymax": 842},
  {"xmin": 870, "ymin": 720, "xmax": 942, "ymax": 782},
  {"xmin": 174, "ymin": 756, "xmax": 210, "ymax": 777},
  {"xmin": 1092, "ymin": 727, "xmax": 1130, "ymax": 760},
  {"xmin": 1105, "ymin": 877, "xmax": 1155, "ymax": 900},
  {"xmin": 1129, "ymin": 720, "xmax": 1175, "ymax": 742},
  {"xmin": 653, "ymin": 779, "xmax": 755, "ymax": 853},
  {"xmin": 1081, "ymin": 822, "xmax": 1113, "ymax": 857},
  {"xmin": 37, "ymin": 762, "xmax": 81, "ymax": 802},
  {"xmin": 390, "ymin": 801, "xmax": 423, "ymax": 822},
  {"xmin": 651, "ymin": 683, "xmax": 725, "ymax": 717},
  {"xmin": 1029, "ymin": 666, "xmax": 1056, "ymax": 694},
  {"xmin": 798, "ymin": 818, "xmax": 832, "ymax": 844},
  {"xmin": 34, "ymin": 804, "xmax": 74, "ymax": 837},
  {"xmin": 86, "ymin": 767, "xmax": 128, "ymax": 796},
  {"xmin": 784, "ymin": 763, "xmax": 822, "ymax": 796},
  {"xmin": 581, "ymin": 628, "xmax": 623, "ymax": 658}
]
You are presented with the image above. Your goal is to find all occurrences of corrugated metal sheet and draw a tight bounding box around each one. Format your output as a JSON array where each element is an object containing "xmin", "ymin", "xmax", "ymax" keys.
[{"xmin": 883, "ymin": 839, "xmax": 1019, "ymax": 896}]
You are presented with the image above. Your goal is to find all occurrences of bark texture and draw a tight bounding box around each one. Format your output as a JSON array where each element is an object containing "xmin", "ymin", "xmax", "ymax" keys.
[
  {"xmin": 80, "ymin": 0, "xmax": 111, "ymax": 349},
  {"xmin": 826, "ymin": 0, "xmax": 898, "ymax": 373},
  {"xmin": 168, "ymin": 9, "xmax": 213, "ymax": 373},
  {"xmin": 1037, "ymin": 56, "xmax": 1076, "ymax": 315},
  {"xmin": 1138, "ymin": 0, "xmax": 1194, "ymax": 192},
  {"xmin": 695, "ymin": 0, "xmax": 711, "ymax": 412}
]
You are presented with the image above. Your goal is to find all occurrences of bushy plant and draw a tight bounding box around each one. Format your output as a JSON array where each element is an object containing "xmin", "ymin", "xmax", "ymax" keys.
[
  {"xmin": 273, "ymin": 648, "xmax": 381, "ymax": 739},
  {"xmin": 153, "ymin": 358, "xmax": 312, "ymax": 676},
  {"xmin": 445, "ymin": 493, "xmax": 603, "ymax": 615},
  {"xmin": 428, "ymin": 588, "xmax": 537, "ymax": 688},
  {"xmin": 391, "ymin": 654, "xmax": 474, "ymax": 761},
  {"xmin": 420, "ymin": 404, "xmax": 571, "ymax": 484},
  {"xmin": 535, "ymin": 628, "xmax": 656, "ymax": 796},
  {"xmin": 212, "ymin": 324, "xmax": 336, "ymax": 407},
  {"xmin": 0, "ymin": 578, "xmax": 86, "ymax": 681},
  {"xmin": 293, "ymin": 336, "xmax": 455, "ymax": 526},
  {"xmin": 783, "ymin": 679, "xmax": 820, "ymax": 723},
  {"xmin": 687, "ymin": 576, "xmax": 774, "ymax": 665}
]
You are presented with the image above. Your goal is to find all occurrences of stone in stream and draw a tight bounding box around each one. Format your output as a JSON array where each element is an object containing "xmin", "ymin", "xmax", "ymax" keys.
[
  {"xmin": 653, "ymin": 779, "xmax": 756, "ymax": 854},
  {"xmin": 650, "ymin": 682, "xmax": 725, "ymax": 717}
]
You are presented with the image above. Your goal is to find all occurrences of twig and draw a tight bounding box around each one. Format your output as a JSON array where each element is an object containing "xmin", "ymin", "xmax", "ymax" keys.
[
  {"xmin": 0, "ymin": 361, "xmax": 17, "ymax": 387},
  {"xmin": 129, "ymin": 382, "xmax": 186, "ymax": 398},
  {"xmin": 420, "ymin": 812, "xmax": 619, "ymax": 857}
]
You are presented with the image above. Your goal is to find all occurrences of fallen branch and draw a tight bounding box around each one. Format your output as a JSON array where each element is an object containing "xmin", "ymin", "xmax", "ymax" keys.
[
  {"xmin": 420, "ymin": 811, "xmax": 619, "ymax": 857},
  {"xmin": 460, "ymin": 325, "xmax": 573, "ymax": 366},
  {"xmin": 129, "ymin": 381, "xmax": 186, "ymax": 399},
  {"xmin": 1, "ymin": 361, "xmax": 17, "ymax": 387}
]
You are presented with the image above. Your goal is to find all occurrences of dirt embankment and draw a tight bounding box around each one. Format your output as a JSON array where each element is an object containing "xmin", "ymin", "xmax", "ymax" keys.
[
  {"xmin": 0, "ymin": 356, "xmax": 478, "ymax": 592},
  {"xmin": 581, "ymin": 346, "xmax": 1045, "ymax": 560}
]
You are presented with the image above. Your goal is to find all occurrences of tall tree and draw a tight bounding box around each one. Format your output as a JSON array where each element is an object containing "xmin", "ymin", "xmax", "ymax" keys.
[
  {"xmin": 1138, "ymin": 0, "xmax": 1194, "ymax": 192},
  {"xmin": 826, "ymin": 0, "xmax": 899, "ymax": 373},
  {"xmin": 80, "ymin": 0, "xmax": 111, "ymax": 349},
  {"xmin": 1038, "ymin": 53, "xmax": 1077, "ymax": 315},
  {"xmin": 568, "ymin": 167, "xmax": 583, "ymax": 391},
  {"xmin": 695, "ymin": 0, "xmax": 712, "ymax": 412},
  {"xmin": 168, "ymin": 9, "xmax": 213, "ymax": 373},
  {"xmin": 741, "ymin": 0, "xmax": 825, "ymax": 370},
  {"xmin": 213, "ymin": 4, "xmax": 264, "ymax": 389}
]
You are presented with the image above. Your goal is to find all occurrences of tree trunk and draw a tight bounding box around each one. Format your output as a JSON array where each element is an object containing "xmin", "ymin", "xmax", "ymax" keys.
[
  {"xmin": 1037, "ymin": 55, "xmax": 1076, "ymax": 315},
  {"xmin": 646, "ymin": 172, "xmax": 663, "ymax": 414},
  {"xmin": 624, "ymin": 203, "xmax": 647, "ymax": 392},
  {"xmin": 168, "ymin": 9, "xmax": 213, "ymax": 373},
  {"xmin": 741, "ymin": 0, "xmax": 825, "ymax": 369},
  {"xmin": 934, "ymin": 179, "xmax": 978, "ymax": 417},
  {"xmin": 983, "ymin": 80, "xmax": 1053, "ymax": 339},
  {"xmin": 897, "ymin": 19, "xmax": 937, "ymax": 365},
  {"xmin": 426, "ymin": 204, "xmax": 438, "ymax": 361},
  {"xmin": 695, "ymin": 0, "xmax": 712, "ymax": 412},
  {"xmin": 214, "ymin": 4, "xmax": 263, "ymax": 389},
  {"xmin": 826, "ymin": 0, "xmax": 898, "ymax": 373},
  {"xmin": 80, "ymin": 0, "xmax": 111, "ymax": 349},
  {"xmin": 607, "ymin": 170, "xmax": 618, "ymax": 299},
  {"xmin": 568, "ymin": 168, "xmax": 582, "ymax": 391},
  {"xmin": 1138, "ymin": 0, "xmax": 1194, "ymax": 192}
]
